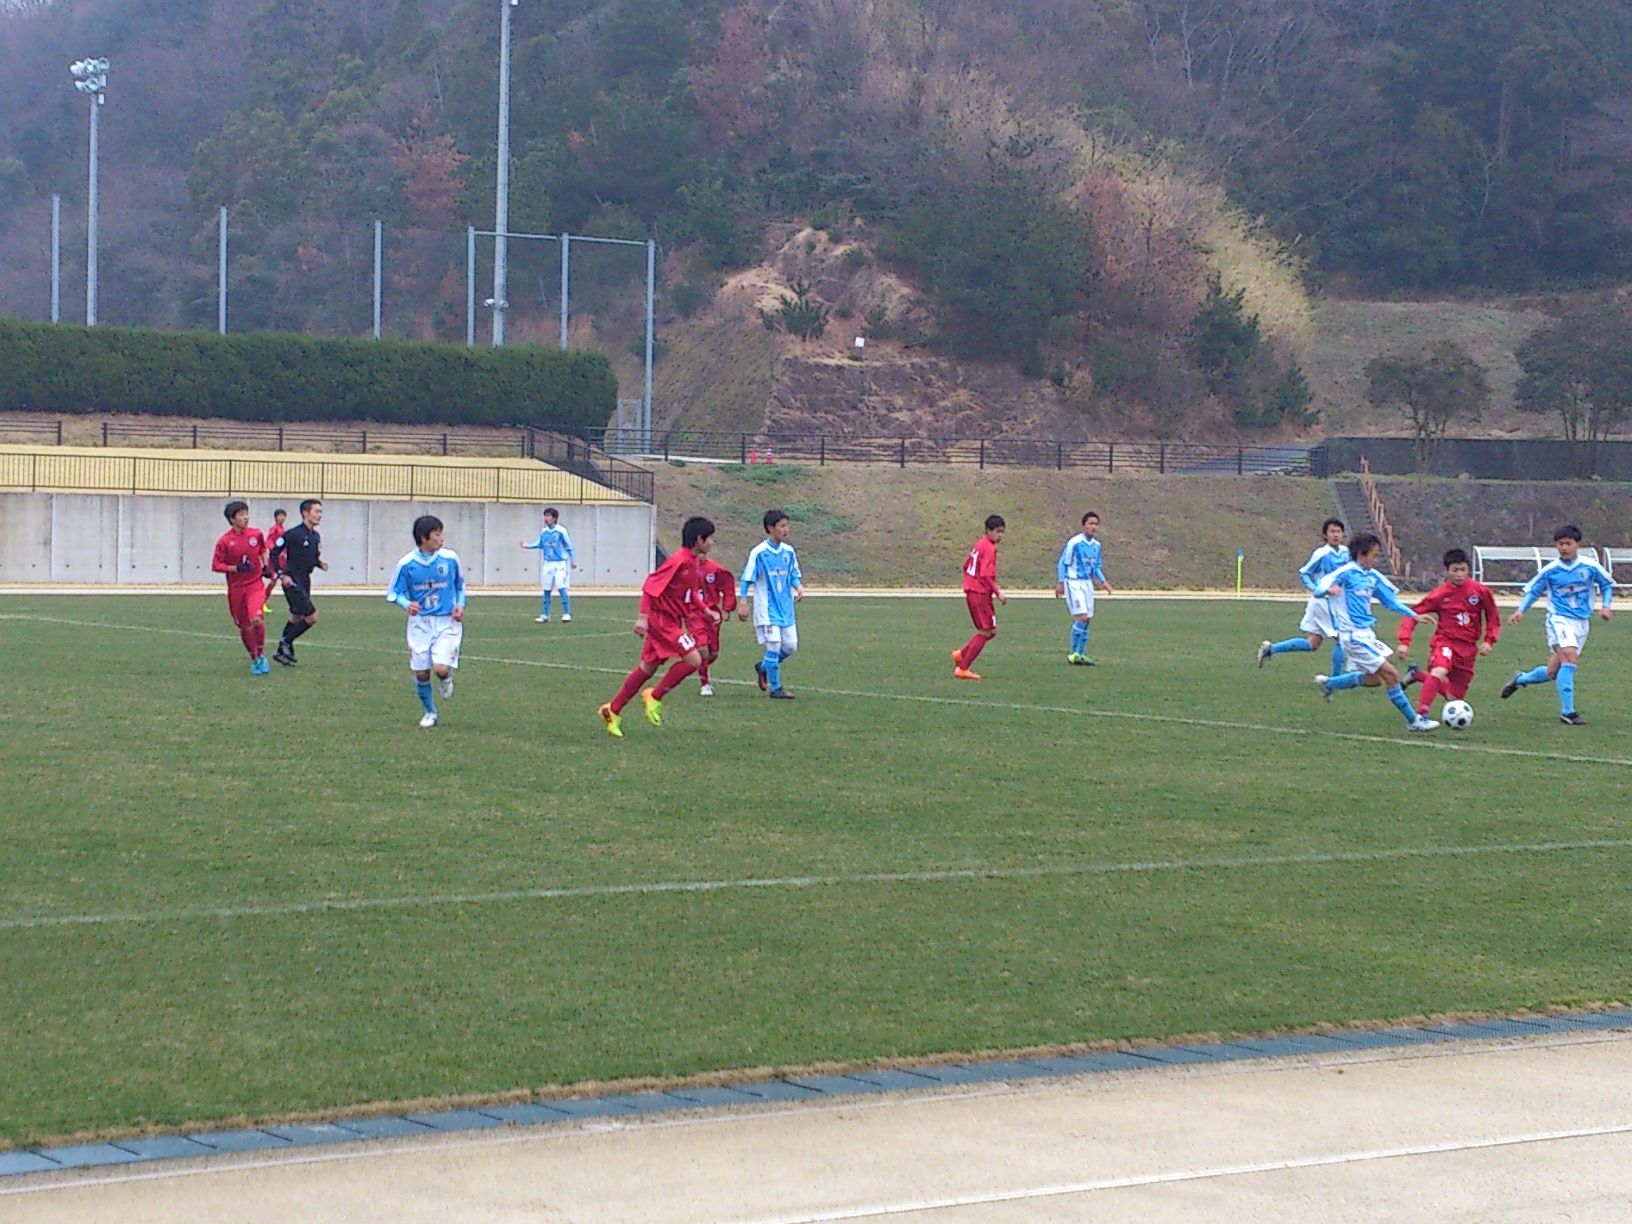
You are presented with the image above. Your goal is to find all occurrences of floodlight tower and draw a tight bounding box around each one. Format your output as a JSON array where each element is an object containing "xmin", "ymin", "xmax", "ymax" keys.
[
  {"xmin": 490, "ymin": 0, "xmax": 518, "ymax": 346},
  {"xmin": 69, "ymin": 57, "xmax": 109, "ymax": 326}
]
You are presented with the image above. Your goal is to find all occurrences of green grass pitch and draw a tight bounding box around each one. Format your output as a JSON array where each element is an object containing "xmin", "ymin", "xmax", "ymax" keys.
[{"xmin": 2, "ymin": 592, "xmax": 1631, "ymax": 1146}]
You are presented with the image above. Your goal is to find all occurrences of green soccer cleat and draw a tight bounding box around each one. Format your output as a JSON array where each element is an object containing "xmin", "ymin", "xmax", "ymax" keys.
[
  {"xmin": 641, "ymin": 687, "xmax": 663, "ymax": 726},
  {"xmin": 598, "ymin": 703, "xmax": 623, "ymax": 738}
]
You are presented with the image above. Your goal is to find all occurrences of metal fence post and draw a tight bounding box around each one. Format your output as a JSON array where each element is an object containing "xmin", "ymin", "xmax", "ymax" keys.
[
  {"xmin": 978, "ymin": 439, "xmax": 985, "ymax": 470},
  {"xmin": 102, "ymin": 421, "xmax": 108, "ymax": 446},
  {"xmin": 191, "ymin": 424, "xmax": 198, "ymax": 448},
  {"xmin": 1237, "ymin": 445, "xmax": 1243, "ymax": 475},
  {"xmin": 819, "ymin": 436, "xmax": 826, "ymax": 466},
  {"xmin": 1107, "ymin": 443, "xmax": 1113, "ymax": 474},
  {"xmin": 1160, "ymin": 442, "xmax": 1167, "ymax": 475},
  {"xmin": 899, "ymin": 438, "xmax": 906, "ymax": 468},
  {"xmin": 1056, "ymin": 441, "xmax": 1063, "ymax": 470},
  {"xmin": 361, "ymin": 429, "xmax": 368, "ymax": 454},
  {"xmin": 443, "ymin": 432, "xmax": 449, "ymax": 456},
  {"xmin": 740, "ymin": 434, "xmax": 747, "ymax": 464},
  {"xmin": 664, "ymin": 433, "xmax": 671, "ymax": 463}
]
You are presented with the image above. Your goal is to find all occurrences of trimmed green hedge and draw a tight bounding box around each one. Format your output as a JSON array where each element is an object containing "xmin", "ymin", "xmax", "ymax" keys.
[{"xmin": 0, "ymin": 320, "xmax": 617, "ymax": 429}]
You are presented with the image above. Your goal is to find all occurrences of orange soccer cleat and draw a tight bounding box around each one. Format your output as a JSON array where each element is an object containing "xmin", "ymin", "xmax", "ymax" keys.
[
  {"xmin": 951, "ymin": 649, "xmax": 964, "ymax": 669},
  {"xmin": 953, "ymin": 666, "xmax": 982, "ymax": 680}
]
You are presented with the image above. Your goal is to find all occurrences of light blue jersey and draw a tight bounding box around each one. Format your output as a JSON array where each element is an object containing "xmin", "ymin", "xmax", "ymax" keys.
[
  {"xmin": 1517, "ymin": 557, "xmax": 1613, "ymax": 620},
  {"xmin": 1056, "ymin": 534, "xmax": 1107, "ymax": 583},
  {"xmin": 387, "ymin": 548, "xmax": 466, "ymax": 617},
  {"xmin": 1314, "ymin": 561, "xmax": 1414, "ymax": 633},
  {"xmin": 523, "ymin": 525, "xmax": 575, "ymax": 563},
  {"xmin": 1298, "ymin": 544, "xmax": 1349, "ymax": 592},
  {"xmin": 741, "ymin": 540, "xmax": 802, "ymax": 627}
]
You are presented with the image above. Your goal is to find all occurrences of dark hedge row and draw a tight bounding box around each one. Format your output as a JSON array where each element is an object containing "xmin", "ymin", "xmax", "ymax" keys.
[{"xmin": 0, "ymin": 320, "xmax": 617, "ymax": 429}]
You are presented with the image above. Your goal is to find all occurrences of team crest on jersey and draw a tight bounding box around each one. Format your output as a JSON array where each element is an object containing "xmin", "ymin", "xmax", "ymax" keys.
[
  {"xmin": 1467, "ymin": 594, "xmax": 1480, "ymax": 605},
  {"xmin": 705, "ymin": 573, "xmax": 716, "ymax": 584},
  {"xmin": 436, "ymin": 563, "xmax": 448, "ymax": 576}
]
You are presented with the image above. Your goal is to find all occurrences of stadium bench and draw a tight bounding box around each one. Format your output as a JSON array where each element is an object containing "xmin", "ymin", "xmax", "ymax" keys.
[
  {"xmin": 1603, "ymin": 548, "xmax": 1632, "ymax": 588},
  {"xmin": 1472, "ymin": 545, "xmax": 1603, "ymax": 588}
]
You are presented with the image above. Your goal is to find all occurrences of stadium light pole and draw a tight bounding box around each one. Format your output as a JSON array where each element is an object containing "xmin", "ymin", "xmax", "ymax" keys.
[
  {"xmin": 50, "ymin": 194, "xmax": 61, "ymax": 323},
  {"xmin": 489, "ymin": 0, "xmax": 518, "ymax": 347},
  {"xmin": 69, "ymin": 57, "xmax": 109, "ymax": 326}
]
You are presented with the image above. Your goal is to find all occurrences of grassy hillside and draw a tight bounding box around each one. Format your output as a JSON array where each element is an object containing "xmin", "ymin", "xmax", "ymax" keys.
[{"xmin": 653, "ymin": 462, "xmax": 1336, "ymax": 590}]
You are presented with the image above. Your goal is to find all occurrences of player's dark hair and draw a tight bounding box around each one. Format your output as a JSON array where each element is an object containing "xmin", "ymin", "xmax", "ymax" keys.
[
  {"xmin": 1322, "ymin": 518, "xmax": 1345, "ymax": 535},
  {"xmin": 1349, "ymin": 532, "xmax": 1381, "ymax": 558},
  {"xmin": 543, "ymin": 507, "xmax": 559, "ymax": 520},
  {"xmin": 985, "ymin": 514, "xmax": 1005, "ymax": 531},
  {"xmin": 1082, "ymin": 511, "xmax": 1099, "ymax": 524},
  {"xmin": 298, "ymin": 498, "xmax": 320, "ymax": 515},
  {"xmin": 763, "ymin": 509, "xmax": 789, "ymax": 532},
  {"xmin": 1554, "ymin": 524, "xmax": 1583, "ymax": 542},
  {"xmin": 682, "ymin": 516, "xmax": 716, "ymax": 549},
  {"xmin": 223, "ymin": 500, "xmax": 249, "ymax": 522},
  {"xmin": 412, "ymin": 515, "xmax": 443, "ymax": 546},
  {"xmin": 1443, "ymin": 548, "xmax": 1469, "ymax": 568},
  {"xmin": 273, "ymin": 508, "xmax": 287, "ymax": 520}
]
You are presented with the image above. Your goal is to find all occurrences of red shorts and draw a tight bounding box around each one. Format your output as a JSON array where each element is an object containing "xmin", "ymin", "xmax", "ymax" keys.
[
  {"xmin": 965, "ymin": 591, "xmax": 996, "ymax": 633},
  {"xmin": 226, "ymin": 580, "xmax": 267, "ymax": 628},
  {"xmin": 698, "ymin": 621, "xmax": 721, "ymax": 656},
  {"xmin": 641, "ymin": 614, "xmax": 698, "ymax": 666},
  {"xmin": 1426, "ymin": 636, "xmax": 1477, "ymax": 699}
]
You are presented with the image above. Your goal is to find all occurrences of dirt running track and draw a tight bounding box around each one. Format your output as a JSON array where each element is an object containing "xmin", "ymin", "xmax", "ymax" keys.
[{"xmin": 7, "ymin": 1032, "xmax": 1631, "ymax": 1223}]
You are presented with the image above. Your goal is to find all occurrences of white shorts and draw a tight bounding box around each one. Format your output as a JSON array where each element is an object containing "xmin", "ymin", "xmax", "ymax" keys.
[
  {"xmin": 540, "ymin": 561, "xmax": 570, "ymax": 592},
  {"xmin": 1064, "ymin": 579, "xmax": 1096, "ymax": 618},
  {"xmin": 407, "ymin": 615, "xmax": 463, "ymax": 671},
  {"xmin": 754, "ymin": 623, "xmax": 798, "ymax": 655},
  {"xmin": 1338, "ymin": 628, "xmax": 1393, "ymax": 676},
  {"xmin": 1299, "ymin": 595, "xmax": 1338, "ymax": 638},
  {"xmin": 1545, "ymin": 614, "xmax": 1589, "ymax": 655}
]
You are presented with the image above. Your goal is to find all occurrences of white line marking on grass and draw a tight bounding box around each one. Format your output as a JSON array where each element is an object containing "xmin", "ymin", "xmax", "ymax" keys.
[
  {"xmin": 6, "ymin": 839, "xmax": 1632, "ymax": 932},
  {"xmin": 736, "ymin": 1123, "xmax": 1632, "ymax": 1223}
]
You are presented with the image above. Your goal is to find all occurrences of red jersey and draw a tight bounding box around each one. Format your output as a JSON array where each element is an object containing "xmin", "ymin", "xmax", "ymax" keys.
[
  {"xmin": 264, "ymin": 523, "xmax": 287, "ymax": 568},
  {"xmin": 1398, "ymin": 579, "xmax": 1501, "ymax": 650},
  {"xmin": 212, "ymin": 527, "xmax": 267, "ymax": 586},
  {"xmin": 641, "ymin": 546, "xmax": 704, "ymax": 629},
  {"xmin": 962, "ymin": 536, "xmax": 999, "ymax": 595},
  {"xmin": 698, "ymin": 558, "xmax": 738, "ymax": 614}
]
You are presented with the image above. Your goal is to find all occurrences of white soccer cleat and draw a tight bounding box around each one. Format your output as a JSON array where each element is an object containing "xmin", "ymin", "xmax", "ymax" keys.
[
  {"xmin": 699, "ymin": 683, "xmax": 714, "ymax": 696},
  {"xmin": 1408, "ymin": 717, "xmax": 1439, "ymax": 733},
  {"xmin": 1313, "ymin": 674, "xmax": 1334, "ymax": 702},
  {"xmin": 1256, "ymin": 640, "xmax": 1272, "ymax": 668},
  {"xmin": 534, "ymin": 615, "xmax": 549, "ymax": 623},
  {"xmin": 438, "ymin": 675, "xmax": 454, "ymax": 699},
  {"xmin": 562, "ymin": 613, "xmax": 572, "ymax": 622},
  {"xmin": 418, "ymin": 711, "xmax": 437, "ymax": 729}
]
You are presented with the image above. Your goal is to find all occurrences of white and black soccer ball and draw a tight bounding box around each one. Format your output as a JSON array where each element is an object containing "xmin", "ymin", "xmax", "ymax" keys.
[{"xmin": 1442, "ymin": 700, "xmax": 1474, "ymax": 730}]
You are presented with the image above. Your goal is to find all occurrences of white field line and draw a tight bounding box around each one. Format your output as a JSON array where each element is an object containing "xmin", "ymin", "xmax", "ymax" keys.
[
  {"xmin": 4, "ymin": 612, "xmax": 1630, "ymax": 771},
  {"xmin": 4, "ymin": 839, "xmax": 1632, "ymax": 933}
]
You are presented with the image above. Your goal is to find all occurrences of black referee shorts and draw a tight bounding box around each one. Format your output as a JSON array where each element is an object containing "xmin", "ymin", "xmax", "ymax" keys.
[{"xmin": 284, "ymin": 582, "xmax": 317, "ymax": 618}]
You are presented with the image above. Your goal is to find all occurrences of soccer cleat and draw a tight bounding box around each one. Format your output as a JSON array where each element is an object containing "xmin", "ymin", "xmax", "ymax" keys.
[
  {"xmin": 1067, "ymin": 653, "xmax": 1086, "ymax": 665},
  {"xmin": 1256, "ymin": 640, "xmax": 1272, "ymax": 668},
  {"xmin": 641, "ymin": 687, "xmax": 663, "ymax": 726},
  {"xmin": 698, "ymin": 683, "xmax": 715, "ymax": 697},
  {"xmin": 1408, "ymin": 717, "xmax": 1439, "ymax": 733},
  {"xmin": 439, "ymin": 674, "xmax": 454, "ymax": 700},
  {"xmin": 1314, "ymin": 674, "xmax": 1334, "ymax": 702},
  {"xmin": 1500, "ymin": 672, "xmax": 1522, "ymax": 700},
  {"xmin": 755, "ymin": 661, "xmax": 769, "ymax": 691},
  {"xmin": 953, "ymin": 667, "xmax": 982, "ymax": 680},
  {"xmin": 251, "ymin": 655, "xmax": 270, "ymax": 675},
  {"xmin": 1403, "ymin": 664, "xmax": 1425, "ymax": 687},
  {"xmin": 534, "ymin": 615, "xmax": 549, "ymax": 623},
  {"xmin": 562, "ymin": 613, "xmax": 572, "ymax": 622},
  {"xmin": 272, "ymin": 643, "xmax": 296, "ymax": 667},
  {"xmin": 418, "ymin": 711, "xmax": 437, "ymax": 729},
  {"xmin": 1079, "ymin": 656, "xmax": 1097, "ymax": 666},
  {"xmin": 769, "ymin": 688, "xmax": 796, "ymax": 699},
  {"xmin": 1560, "ymin": 711, "xmax": 1587, "ymax": 725},
  {"xmin": 598, "ymin": 703, "xmax": 623, "ymax": 738},
  {"xmin": 951, "ymin": 649, "xmax": 964, "ymax": 670}
]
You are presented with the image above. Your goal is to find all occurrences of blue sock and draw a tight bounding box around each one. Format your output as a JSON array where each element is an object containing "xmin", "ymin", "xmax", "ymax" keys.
[
  {"xmin": 560, "ymin": 590, "xmax": 570, "ymax": 616},
  {"xmin": 1331, "ymin": 641, "xmax": 1346, "ymax": 673},
  {"xmin": 1069, "ymin": 622, "xmax": 1084, "ymax": 653},
  {"xmin": 541, "ymin": 590, "xmax": 551, "ymax": 618},
  {"xmin": 1328, "ymin": 670, "xmax": 1366, "ymax": 691},
  {"xmin": 1081, "ymin": 623, "xmax": 1091, "ymax": 654},
  {"xmin": 1385, "ymin": 684, "xmax": 1416, "ymax": 721},
  {"xmin": 1269, "ymin": 637, "xmax": 1313, "ymax": 655},
  {"xmin": 1556, "ymin": 663, "xmax": 1576, "ymax": 714},
  {"xmin": 415, "ymin": 678, "xmax": 436, "ymax": 715},
  {"xmin": 1517, "ymin": 665, "xmax": 1553, "ymax": 687},
  {"xmin": 762, "ymin": 647, "xmax": 781, "ymax": 691}
]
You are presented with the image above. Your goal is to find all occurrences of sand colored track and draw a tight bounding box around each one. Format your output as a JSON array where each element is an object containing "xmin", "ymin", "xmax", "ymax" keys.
[{"xmin": 7, "ymin": 1031, "xmax": 1631, "ymax": 1222}]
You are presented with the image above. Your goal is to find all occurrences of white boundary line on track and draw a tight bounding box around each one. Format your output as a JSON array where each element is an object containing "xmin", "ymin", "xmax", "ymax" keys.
[
  {"xmin": 6, "ymin": 611, "xmax": 1632, "ymax": 771},
  {"xmin": 5, "ymin": 838, "xmax": 1632, "ymax": 932}
]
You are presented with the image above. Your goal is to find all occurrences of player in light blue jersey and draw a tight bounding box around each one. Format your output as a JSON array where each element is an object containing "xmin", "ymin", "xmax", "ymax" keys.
[
  {"xmin": 519, "ymin": 507, "xmax": 576, "ymax": 623},
  {"xmin": 1499, "ymin": 525, "xmax": 1613, "ymax": 725},
  {"xmin": 387, "ymin": 515, "xmax": 466, "ymax": 728},
  {"xmin": 740, "ymin": 508, "xmax": 804, "ymax": 699},
  {"xmin": 1257, "ymin": 519, "xmax": 1348, "ymax": 674},
  {"xmin": 1311, "ymin": 532, "xmax": 1437, "ymax": 731},
  {"xmin": 1054, "ymin": 511, "xmax": 1114, "ymax": 664}
]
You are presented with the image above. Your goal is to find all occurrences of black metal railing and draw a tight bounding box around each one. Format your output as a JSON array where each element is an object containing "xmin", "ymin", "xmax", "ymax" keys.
[
  {"xmin": 0, "ymin": 419, "xmax": 64, "ymax": 445},
  {"xmin": 525, "ymin": 427, "xmax": 655, "ymax": 503},
  {"xmin": 96, "ymin": 419, "xmax": 532, "ymax": 457}
]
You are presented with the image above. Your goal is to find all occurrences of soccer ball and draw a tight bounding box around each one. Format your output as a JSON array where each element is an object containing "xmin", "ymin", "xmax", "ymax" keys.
[{"xmin": 1442, "ymin": 700, "xmax": 1474, "ymax": 730}]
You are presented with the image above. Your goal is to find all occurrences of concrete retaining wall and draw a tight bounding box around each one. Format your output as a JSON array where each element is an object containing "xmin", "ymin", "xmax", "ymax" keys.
[{"xmin": 0, "ymin": 494, "xmax": 655, "ymax": 587}]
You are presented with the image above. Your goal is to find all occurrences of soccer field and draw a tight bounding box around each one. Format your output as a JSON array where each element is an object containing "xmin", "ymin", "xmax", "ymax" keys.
[{"xmin": 2, "ymin": 592, "xmax": 1631, "ymax": 1147}]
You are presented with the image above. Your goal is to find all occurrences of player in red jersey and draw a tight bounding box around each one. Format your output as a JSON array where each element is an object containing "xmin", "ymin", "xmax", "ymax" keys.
[
  {"xmin": 1397, "ymin": 548, "xmax": 1501, "ymax": 718},
  {"xmin": 211, "ymin": 500, "xmax": 271, "ymax": 675},
  {"xmin": 598, "ymin": 517, "xmax": 721, "ymax": 737},
  {"xmin": 952, "ymin": 515, "xmax": 1007, "ymax": 680},
  {"xmin": 695, "ymin": 554, "xmax": 741, "ymax": 696}
]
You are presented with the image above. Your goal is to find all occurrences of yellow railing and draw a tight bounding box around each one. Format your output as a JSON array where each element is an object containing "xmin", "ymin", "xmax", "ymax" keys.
[
  {"xmin": 1358, "ymin": 457, "xmax": 1410, "ymax": 580},
  {"xmin": 0, "ymin": 446, "xmax": 635, "ymax": 504}
]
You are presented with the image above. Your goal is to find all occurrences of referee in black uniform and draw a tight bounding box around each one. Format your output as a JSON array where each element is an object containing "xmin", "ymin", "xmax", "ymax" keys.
[{"xmin": 272, "ymin": 498, "xmax": 329, "ymax": 666}]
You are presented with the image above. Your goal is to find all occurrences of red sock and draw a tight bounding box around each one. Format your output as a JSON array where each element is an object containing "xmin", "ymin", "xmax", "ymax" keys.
[
  {"xmin": 251, "ymin": 622, "xmax": 266, "ymax": 656},
  {"xmin": 609, "ymin": 666, "xmax": 648, "ymax": 714},
  {"xmin": 239, "ymin": 625, "xmax": 257, "ymax": 657},
  {"xmin": 698, "ymin": 660, "xmax": 711, "ymax": 685},
  {"xmin": 961, "ymin": 634, "xmax": 988, "ymax": 666},
  {"xmin": 653, "ymin": 660, "xmax": 697, "ymax": 699},
  {"xmin": 1417, "ymin": 674, "xmax": 1442, "ymax": 717}
]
